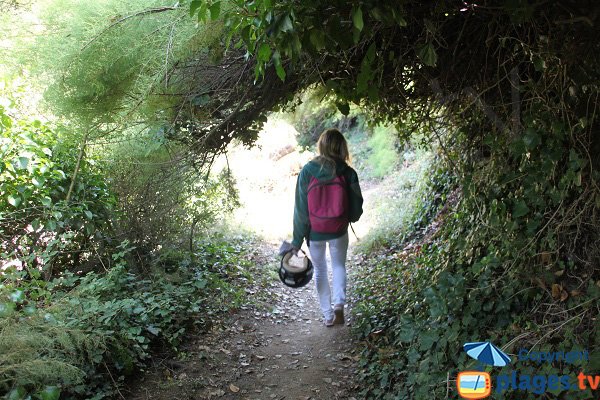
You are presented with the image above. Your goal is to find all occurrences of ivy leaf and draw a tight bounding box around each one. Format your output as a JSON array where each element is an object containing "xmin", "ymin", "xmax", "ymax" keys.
[
  {"xmin": 290, "ymin": 34, "xmax": 302, "ymax": 55},
  {"xmin": 398, "ymin": 325, "xmax": 415, "ymax": 342},
  {"xmin": 424, "ymin": 19, "xmax": 436, "ymax": 33},
  {"xmin": 84, "ymin": 210, "xmax": 93, "ymax": 220},
  {"xmin": 192, "ymin": 94, "xmax": 210, "ymax": 106},
  {"xmin": 32, "ymin": 175, "xmax": 46, "ymax": 188},
  {"xmin": 194, "ymin": 279, "xmax": 208, "ymax": 289},
  {"xmin": 41, "ymin": 196, "xmax": 52, "ymax": 207},
  {"xmin": 7, "ymin": 194, "xmax": 21, "ymax": 207},
  {"xmin": 370, "ymin": 7, "xmax": 385, "ymax": 21},
  {"xmin": 513, "ymin": 200, "xmax": 530, "ymax": 218},
  {"xmin": 257, "ymin": 43, "xmax": 272, "ymax": 62},
  {"xmin": 368, "ymin": 85, "xmax": 380, "ymax": 101},
  {"xmin": 10, "ymin": 290, "xmax": 24, "ymax": 303},
  {"xmin": 574, "ymin": 171, "xmax": 582, "ymax": 186},
  {"xmin": 417, "ymin": 43, "xmax": 438, "ymax": 67},
  {"xmin": 240, "ymin": 25, "xmax": 251, "ymax": 47},
  {"xmin": 352, "ymin": 27, "xmax": 361, "ymax": 44},
  {"xmin": 357, "ymin": 45, "xmax": 375, "ymax": 94},
  {"xmin": 336, "ymin": 102, "xmax": 350, "ymax": 116},
  {"xmin": 17, "ymin": 156, "xmax": 29, "ymax": 170},
  {"xmin": 419, "ymin": 331, "xmax": 438, "ymax": 350},
  {"xmin": 275, "ymin": 63, "xmax": 286, "ymax": 81},
  {"xmin": 190, "ymin": 0, "xmax": 202, "ymax": 17},
  {"xmin": 146, "ymin": 325, "xmax": 161, "ymax": 335},
  {"xmin": 352, "ymin": 7, "xmax": 364, "ymax": 31},
  {"xmin": 280, "ymin": 14, "xmax": 293, "ymax": 33},
  {"xmin": 395, "ymin": 15, "xmax": 408, "ymax": 27},
  {"xmin": 209, "ymin": 1, "xmax": 221, "ymax": 20},
  {"xmin": 84, "ymin": 223, "xmax": 95, "ymax": 235},
  {"xmin": 196, "ymin": 3, "xmax": 208, "ymax": 22},
  {"xmin": 392, "ymin": 8, "xmax": 408, "ymax": 26},
  {"xmin": 309, "ymin": 30, "xmax": 326, "ymax": 51},
  {"xmin": 23, "ymin": 305, "xmax": 36, "ymax": 315},
  {"xmin": 533, "ymin": 56, "xmax": 546, "ymax": 71},
  {"xmin": 273, "ymin": 52, "xmax": 286, "ymax": 81},
  {"xmin": 5, "ymin": 387, "xmax": 26, "ymax": 400},
  {"xmin": 523, "ymin": 127, "xmax": 540, "ymax": 149},
  {"xmin": 357, "ymin": 68, "xmax": 371, "ymax": 94},
  {"xmin": 1, "ymin": 113, "xmax": 12, "ymax": 129},
  {"xmin": 46, "ymin": 219, "xmax": 57, "ymax": 231}
]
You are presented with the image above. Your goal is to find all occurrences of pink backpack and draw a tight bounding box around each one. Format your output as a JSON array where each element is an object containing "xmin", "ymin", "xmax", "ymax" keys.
[{"xmin": 307, "ymin": 175, "xmax": 349, "ymax": 233}]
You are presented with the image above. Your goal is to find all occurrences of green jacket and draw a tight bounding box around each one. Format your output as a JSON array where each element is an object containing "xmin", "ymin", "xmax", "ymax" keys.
[{"xmin": 292, "ymin": 159, "xmax": 363, "ymax": 248}]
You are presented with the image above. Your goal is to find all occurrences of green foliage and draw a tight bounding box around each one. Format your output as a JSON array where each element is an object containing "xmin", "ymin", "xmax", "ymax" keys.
[
  {"xmin": 0, "ymin": 101, "xmax": 115, "ymax": 279},
  {"xmin": 104, "ymin": 129, "xmax": 240, "ymax": 252},
  {"xmin": 0, "ymin": 237, "xmax": 253, "ymax": 398},
  {"xmin": 356, "ymin": 149, "xmax": 433, "ymax": 253},
  {"xmin": 2, "ymin": 2, "xmax": 599, "ymax": 400},
  {"xmin": 283, "ymin": 88, "xmax": 364, "ymax": 149},
  {"xmin": 352, "ymin": 114, "xmax": 600, "ymax": 398},
  {"xmin": 365, "ymin": 126, "xmax": 399, "ymax": 179},
  {"xmin": 188, "ymin": 0, "xmax": 398, "ymax": 88},
  {"xmin": 0, "ymin": 91, "xmax": 245, "ymax": 399},
  {"xmin": 286, "ymin": 89, "xmax": 403, "ymax": 180},
  {"xmin": 22, "ymin": 0, "xmax": 218, "ymax": 124},
  {"xmin": 0, "ymin": 316, "xmax": 90, "ymax": 394}
]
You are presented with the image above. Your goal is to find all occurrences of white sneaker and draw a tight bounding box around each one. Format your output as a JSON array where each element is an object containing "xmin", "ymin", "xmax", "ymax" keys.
[{"xmin": 333, "ymin": 304, "xmax": 344, "ymax": 325}]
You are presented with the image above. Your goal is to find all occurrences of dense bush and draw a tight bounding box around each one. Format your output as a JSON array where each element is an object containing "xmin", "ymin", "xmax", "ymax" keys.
[
  {"xmin": 0, "ymin": 103, "xmax": 115, "ymax": 279},
  {"xmin": 105, "ymin": 133, "xmax": 240, "ymax": 255},
  {"xmin": 287, "ymin": 89, "xmax": 403, "ymax": 180},
  {"xmin": 0, "ymin": 238, "xmax": 254, "ymax": 399},
  {"xmin": 352, "ymin": 116, "xmax": 600, "ymax": 398},
  {"xmin": 364, "ymin": 126, "xmax": 399, "ymax": 179},
  {"xmin": 285, "ymin": 88, "xmax": 365, "ymax": 149},
  {"xmin": 0, "ymin": 93, "xmax": 247, "ymax": 399}
]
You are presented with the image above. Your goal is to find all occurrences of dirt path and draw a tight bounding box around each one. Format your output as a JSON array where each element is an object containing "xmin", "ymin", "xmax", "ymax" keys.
[
  {"xmin": 126, "ymin": 245, "xmax": 361, "ymax": 400},
  {"xmin": 125, "ymin": 121, "xmax": 390, "ymax": 399}
]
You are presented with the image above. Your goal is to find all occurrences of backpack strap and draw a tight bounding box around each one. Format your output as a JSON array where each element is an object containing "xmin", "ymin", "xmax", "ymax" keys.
[{"xmin": 349, "ymin": 223, "xmax": 359, "ymax": 241}]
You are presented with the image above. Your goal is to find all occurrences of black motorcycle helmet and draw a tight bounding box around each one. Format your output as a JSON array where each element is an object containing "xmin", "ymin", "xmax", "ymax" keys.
[{"xmin": 279, "ymin": 249, "xmax": 313, "ymax": 288}]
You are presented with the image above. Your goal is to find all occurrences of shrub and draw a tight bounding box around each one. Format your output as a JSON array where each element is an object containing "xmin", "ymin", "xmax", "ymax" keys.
[
  {"xmin": 0, "ymin": 237, "xmax": 253, "ymax": 399},
  {"xmin": 286, "ymin": 88, "xmax": 365, "ymax": 149},
  {"xmin": 352, "ymin": 114, "xmax": 600, "ymax": 399},
  {"xmin": 0, "ymin": 103, "xmax": 115, "ymax": 279},
  {"xmin": 106, "ymin": 135, "xmax": 240, "ymax": 255}
]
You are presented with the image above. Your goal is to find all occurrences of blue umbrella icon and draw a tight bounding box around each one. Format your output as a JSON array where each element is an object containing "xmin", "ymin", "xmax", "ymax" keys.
[{"xmin": 464, "ymin": 342, "xmax": 511, "ymax": 367}]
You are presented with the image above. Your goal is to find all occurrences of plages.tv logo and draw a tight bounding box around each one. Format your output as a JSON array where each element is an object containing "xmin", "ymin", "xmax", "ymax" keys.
[
  {"xmin": 457, "ymin": 371, "xmax": 492, "ymax": 399},
  {"xmin": 456, "ymin": 342, "xmax": 511, "ymax": 400}
]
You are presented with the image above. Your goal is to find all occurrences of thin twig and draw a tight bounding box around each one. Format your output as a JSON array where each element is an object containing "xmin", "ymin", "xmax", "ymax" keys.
[
  {"xmin": 104, "ymin": 362, "xmax": 127, "ymax": 400},
  {"xmin": 66, "ymin": 131, "xmax": 89, "ymax": 202}
]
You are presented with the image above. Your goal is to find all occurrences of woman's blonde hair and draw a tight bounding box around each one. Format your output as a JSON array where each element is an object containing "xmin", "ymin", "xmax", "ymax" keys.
[{"xmin": 315, "ymin": 128, "xmax": 351, "ymax": 170}]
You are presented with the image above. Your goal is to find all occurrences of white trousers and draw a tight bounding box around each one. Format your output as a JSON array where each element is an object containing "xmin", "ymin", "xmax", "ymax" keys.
[{"xmin": 308, "ymin": 233, "xmax": 349, "ymax": 320}]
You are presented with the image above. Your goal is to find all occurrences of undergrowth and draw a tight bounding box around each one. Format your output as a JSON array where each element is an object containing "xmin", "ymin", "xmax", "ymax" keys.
[
  {"xmin": 352, "ymin": 123, "xmax": 600, "ymax": 399},
  {"xmin": 0, "ymin": 236, "xmax": 263, "ymax": 399},
  {"xmin": 355, "ymin": 148, "xmax": 434, "ymax": 253}
]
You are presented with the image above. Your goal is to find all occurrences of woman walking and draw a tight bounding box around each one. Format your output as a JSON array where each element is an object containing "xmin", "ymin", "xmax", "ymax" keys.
[{"xmin": 291, "ymin": 128, "xmax": 363, "ymax": 326}]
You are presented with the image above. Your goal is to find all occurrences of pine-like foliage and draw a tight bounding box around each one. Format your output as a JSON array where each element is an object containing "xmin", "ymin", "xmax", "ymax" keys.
[
  {"xmin": 22, "ymin": 0, "xmax": 220, "ymax": 126},
  {"xmin": 0, "ymin": 317, "xmax": 94, "ymax": 389}
]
